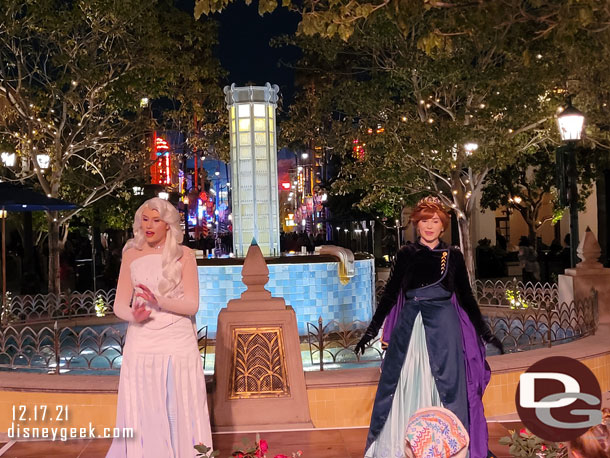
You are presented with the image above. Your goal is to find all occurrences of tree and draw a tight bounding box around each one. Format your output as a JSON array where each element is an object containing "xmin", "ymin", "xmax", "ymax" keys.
[
  {"xmin": 481, "ymin": 146, "xmax": 560, "ymax": 250},
  {"xmin": 279, "ymin": 3, "xmax": 581, "ymax": 278},
  {"xmin": 481, "ymin": 142, "xmax": 599, "ymax": 249},
  {"xmin": 0, "ymin": 0, "xmax": 223, "ymax": 294},
  {"xmin": 272, "ymin": 0, "xmax": 610, "ymax": 280}
]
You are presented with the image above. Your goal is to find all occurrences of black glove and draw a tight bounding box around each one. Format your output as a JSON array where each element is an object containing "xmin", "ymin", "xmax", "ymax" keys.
[
  {"xmin": 486, "ymin": 335, "xmax": 505, "ymax": 354},
  {"xmin": 354, "ymin": 327, "xmax": 378, "ymax": 355}
]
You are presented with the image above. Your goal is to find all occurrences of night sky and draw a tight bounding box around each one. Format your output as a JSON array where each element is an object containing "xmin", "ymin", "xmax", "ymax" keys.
[{"xmin": 215, "ymin": 2, "xmax": 301, "ymax": 106}]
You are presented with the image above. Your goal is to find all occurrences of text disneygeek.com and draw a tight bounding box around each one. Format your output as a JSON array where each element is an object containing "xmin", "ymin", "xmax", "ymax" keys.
[{"xmin": 8, "ymin": 423, "xmax": 134, "ymax": 441}]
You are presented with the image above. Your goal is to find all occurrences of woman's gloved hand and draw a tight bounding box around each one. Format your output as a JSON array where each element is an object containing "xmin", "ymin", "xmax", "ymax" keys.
[
  {"xmin": 355, "ymin": 327, "xmax": 379, "ymax": 355},
  {"xmin": 481, "ymin": 328, "xmax": 505, "ymax": 354},
  {"xmin": 487, "ymin": 335, "xmax": 505, "ymax": 354}
]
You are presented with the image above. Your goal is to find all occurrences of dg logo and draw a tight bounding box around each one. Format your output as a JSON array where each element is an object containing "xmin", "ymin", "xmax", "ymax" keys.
[{"xmin": 516, "ymin": 356, "xmax": 603, "ymax": 441}]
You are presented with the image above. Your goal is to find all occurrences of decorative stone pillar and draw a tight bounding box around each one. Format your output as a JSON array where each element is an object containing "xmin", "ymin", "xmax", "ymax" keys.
[
  {"xmin": 558, "ymin": 227, "xmax": 610, "ymax": 323},
  {"xmin": 212, "ymin": 240, "xmax": 312, "ymax": 431}
]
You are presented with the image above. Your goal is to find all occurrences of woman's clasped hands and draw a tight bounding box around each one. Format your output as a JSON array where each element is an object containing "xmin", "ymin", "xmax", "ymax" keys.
[{"xmin": 131, "ymin": 283, "xmax": 159, "ymax": 322}]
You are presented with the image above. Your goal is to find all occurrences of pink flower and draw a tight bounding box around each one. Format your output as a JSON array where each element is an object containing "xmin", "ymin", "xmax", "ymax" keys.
[
  {"xmin": 541, "ymin": 445, "xmax": 547, "ymax": 451},
  {"xmin": 273, "ymin": 455, "xmax": 289, "ymax": 458},
  {"xmin": 259, "ymin": 440, "xmax": 269, "ymax": 453},
  {"xmin": 519, "ymin": 428, "xmax": 529, "ymax": 436}
]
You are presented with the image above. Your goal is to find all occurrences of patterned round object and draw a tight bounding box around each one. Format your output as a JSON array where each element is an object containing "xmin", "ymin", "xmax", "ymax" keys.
[{"xmin": 405, "ymin": 407, "xmax": 469, "ymax": 458}]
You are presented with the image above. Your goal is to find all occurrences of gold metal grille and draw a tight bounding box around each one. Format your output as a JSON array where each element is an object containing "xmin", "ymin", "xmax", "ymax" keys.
[{"xmin": 229, "ymin": 327, "xmax": 289, "ymax": 399}]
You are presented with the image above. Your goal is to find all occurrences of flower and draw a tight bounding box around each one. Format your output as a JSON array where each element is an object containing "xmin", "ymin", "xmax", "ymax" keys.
[
  {"xmin": 259, "ymin": 440, "xmax": 269, "ymax": 453},
  {"xmin": 499, "ymin": 429, "xmax": 567, "ymax": 457},
  {"xmin": 273, "ymin": 455, "xmax": 289, "ymax": 458}
]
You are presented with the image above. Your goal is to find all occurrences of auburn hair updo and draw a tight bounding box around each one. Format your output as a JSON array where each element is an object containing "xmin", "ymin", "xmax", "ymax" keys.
[{"xmin": 410, "ymin": 196, "xmax": 451, "ymax": 230}]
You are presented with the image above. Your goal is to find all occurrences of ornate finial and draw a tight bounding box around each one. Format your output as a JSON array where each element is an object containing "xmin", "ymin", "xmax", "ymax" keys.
[{"xmin": 576, "ymin": 227, "xmax": 602, "ymax": 269}]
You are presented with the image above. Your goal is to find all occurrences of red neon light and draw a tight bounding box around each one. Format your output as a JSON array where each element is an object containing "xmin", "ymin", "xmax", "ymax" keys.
[
  {"xmin": 165, "ymin": 154, "xmax": 170, "ymax": 184},
  {"xmin": 281, "ymin": 182, "xmax": 291, "ymax": 190},
  {"xmin": 156, "ymin": 137, "xmax": 169, "ymax": 151},
  {"xmin": 352, "ymin": 138, "xmax": 365, "ymax": 161},
  {"xmin": 151, "ymin": 132, "xmax": 172, "ymax": 185}
]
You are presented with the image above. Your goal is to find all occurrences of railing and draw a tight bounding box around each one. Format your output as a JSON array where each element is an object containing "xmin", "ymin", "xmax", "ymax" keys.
[
  {"xmin": 306, "ymin": 318, "xmax": 383, "ymax": 371},
  {"xmin": 0, "ymin": 322, "xmax": 208, "ymax": 374},
  {"xmin": 0, "ymin": 280, "xmax": 600, "ymax": 373},
  {"xmin": 475, "ymin": 279, "xmax": 558, "ymax": 310},
  {"xmin": 1, "ymin": 289, "xmax": 117, "ymax": 325},
  {"xmin": 485, "ymin": 291, "xmax": 598, "ymax": 353},
  {"xmin": 307, "ymin": 281, "xmax": 598, "ymax": 367}
]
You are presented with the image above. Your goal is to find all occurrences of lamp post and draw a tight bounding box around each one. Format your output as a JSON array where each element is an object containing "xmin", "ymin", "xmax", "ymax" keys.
[{"xmin": 557, "ymin": 102, "xmax": 585, "ymax": 267}]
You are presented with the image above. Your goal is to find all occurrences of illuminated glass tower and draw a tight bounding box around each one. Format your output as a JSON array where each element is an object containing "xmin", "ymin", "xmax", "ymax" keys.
[{"xmin": 224, "ymin": 83, "xmax": 280, "ymax": 257}]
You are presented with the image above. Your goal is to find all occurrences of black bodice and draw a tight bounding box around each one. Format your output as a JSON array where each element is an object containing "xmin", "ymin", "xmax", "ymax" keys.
[{"xmin": 370, "ymin": 239, "xmax": 491, "ymax": 341}]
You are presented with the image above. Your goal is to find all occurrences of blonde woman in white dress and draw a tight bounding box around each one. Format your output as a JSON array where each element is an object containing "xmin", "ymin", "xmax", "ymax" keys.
[{"xmin": 106, "ymin": 197, "xmax": 212, "ymax": 457}]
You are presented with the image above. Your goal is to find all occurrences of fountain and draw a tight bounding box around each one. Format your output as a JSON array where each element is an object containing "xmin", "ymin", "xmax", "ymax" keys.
[{"xmin": 194, "ymin": 84, "xmax": 375, "ymax": 336}]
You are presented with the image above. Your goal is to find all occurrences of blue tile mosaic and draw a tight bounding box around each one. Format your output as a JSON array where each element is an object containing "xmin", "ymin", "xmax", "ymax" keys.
[{"xmin": 195, "ymin": 259, "xmax": 375, "ymax": 336}]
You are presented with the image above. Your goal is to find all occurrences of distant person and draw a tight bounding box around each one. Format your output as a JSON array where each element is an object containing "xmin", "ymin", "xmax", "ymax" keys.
[
  {"xmin": 561, "ymin": 233, "xmax": 572, "ymax": 269},
  {"xmin": 518, "ymin": 236, "xmax": 540, "ymax": 284},
  {"xmin": 495, "ymin": 231, "xmax": 507, "ymax": 251},
  {"xmin": 550, "ymin": 237, "xmax": 562, "ymax": 256},
  {"xmin": 382, "ymin": 232, "xmax": 397, "ymax": 259}
]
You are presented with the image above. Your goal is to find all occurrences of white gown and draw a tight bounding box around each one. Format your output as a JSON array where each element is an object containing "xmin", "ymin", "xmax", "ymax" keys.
[{"xmin": 106, "ymin": 253, "xmax": 212, "ymax": 457}]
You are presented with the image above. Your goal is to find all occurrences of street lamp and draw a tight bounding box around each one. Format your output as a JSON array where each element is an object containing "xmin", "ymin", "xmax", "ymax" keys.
[
  {"xmin": 557, "ymin": 105, "xmax": 585, "ymax": 141},
  {"xmin": 464, "ymin": 142, "xmax": 478, "ymax": 156},
  {"xmin": 557, "ymin": 102, "xmax": 585, "ymax": 267}
]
